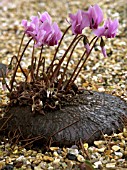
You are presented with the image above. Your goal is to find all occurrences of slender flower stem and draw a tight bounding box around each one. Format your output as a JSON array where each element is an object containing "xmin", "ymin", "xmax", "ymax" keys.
[
  {"xmin": 54, "ymin": 26, "xmax": 71, "ymax": 61},
  {"xmin": 65, "ymin": 36, "xmax": 98, "ymax": 92},
  {"xmin": 31, "ymin": 41, "xmax": 35, "ymax": 82},
  {"xmin": 46, "ymin": 26, "xmax": 71, "ymax": 75},
  {"xmin": 17, "ymin": 33, "xmax": 25, "ymax": 59},
  {"xmin": 34, "ymin": 57, "xmax": 37, "ymax": 72},
  {"xmin": 57, "ymin": 35, "xmax": 84, "ymax": 90},
  {"xmin": 42, "ymin": 57, "xmax": 45, "ymax": 73},
  {"xmin": 9, "ymin": 55, "xmax": 27, "ymax": 79},
  {"xmin": 10, "ymin": 38, "xmax": 33, "ymax": 91},
  {"xmin": 50, "ymin": 34, "xmax": 78, "ymax": 85},
  {"xmin": 65, "ymin": 36, "xmax": 97, "ymax": 91},
  {"xmin": 36, "ymin": 45, "xmax": 43, "ymax": 77}
]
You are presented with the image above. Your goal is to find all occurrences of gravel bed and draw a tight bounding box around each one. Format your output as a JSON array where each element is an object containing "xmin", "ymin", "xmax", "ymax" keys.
[{"xmin": 1, "ymin": 130, "xmax": 127, "ymax": 169}]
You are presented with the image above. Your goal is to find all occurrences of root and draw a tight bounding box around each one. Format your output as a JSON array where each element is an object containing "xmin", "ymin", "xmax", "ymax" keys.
[{"xmin": 0, "ymin": 113, "xmax": 13, "ymax": 131}]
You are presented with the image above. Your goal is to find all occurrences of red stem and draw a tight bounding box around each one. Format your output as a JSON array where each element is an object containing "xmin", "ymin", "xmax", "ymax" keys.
[
  {"xmin": 47, "ymin": 25, "xmax": 71, "ymax": 75},
  {"xmin": 9, "ymin": 55, "xmax": 27, "ymax": 79},
  {"xmin": 57, "ymin": 35, "xmax": 84, "ymax": 90},
  {"xmin": 49, "ymin": 34, "xmax": 78, "ymax": 85},
  {"xmin": 42, "ymin": 57, "xmax": 45, "ymax": 73},
  {"xmin": 10, "ymin": 38, "xmax": 33, "ymax": 91},
  {"xmin": 65, "ymin": 36, "xmax": 98, "ymax": 92},
  {"xmin": 31, "ymin": 41, "xmax": 35, "ymax": 82},
  {"xmin": 36, "ymin": 45, "xmax": 43, "ymax": 77},
  {"xmin": 17, "ymin": 33, "xmax": 25, "ymax": 58}
]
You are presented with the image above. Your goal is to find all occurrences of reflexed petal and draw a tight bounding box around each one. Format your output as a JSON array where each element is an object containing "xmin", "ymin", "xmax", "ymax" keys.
[
  {"xmin": 30, "ymin": 16, "xmax": 39, "ymax": 25},
  {"xmin": 69, "ymin": 10, "xmax": 89, "ymax": 34},
  {"xmin": 87, "ymin": 4, "xmax": 103, "ymax": 29},
  {"xmin": 42, "ymin": 21, "xmax": 52, "ymax": 33},
  {"xmin": 81, "ymin": 11, "xmax": 90, "ymax": 28},
  {"xmin": 69, "ymin": 13, "xmax": 76, "ymax": 21},
  {"xmin": 104, "ymin": 18, "xmax": 119, "ymax": 38},
  {"xmin": 93, "ymin": 17, "xmax": 119, "ymax": 38},
  {"xmin": 77, "ymin": 10, "xmax": 82, "ymax": 23},
  {"xmin": 21, "ymin": 19, "xmax": 28, "ymax": 27},
  {"xmin": 52, "ymin": 22, "xmax": 62, "ymax": 39},
  {"xmin": 110, "ymin": 19, "xmax": 119, "ymax": 36},
  {"xmin": 94, "ymin": 4, "xmax": 103, "ymax": 24},
  {"xmin": 89, "ymin": 5, "xmax": 97, "ymax": 21},
  {"xmin": 38, "ymin": 11, "xmax": 52, "ymax": 24},
  {"xmin": 93, "ymin": 27, "xmax": 105, "ymax": 37}
]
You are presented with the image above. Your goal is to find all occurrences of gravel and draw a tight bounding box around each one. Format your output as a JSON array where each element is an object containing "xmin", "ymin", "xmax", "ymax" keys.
[{"xmin": 0, "ymin": 0, "xmax": 127, "ymax": 169}]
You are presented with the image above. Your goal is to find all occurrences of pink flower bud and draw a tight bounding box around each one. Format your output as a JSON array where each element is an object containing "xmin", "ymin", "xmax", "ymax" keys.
[
  {"xmin": 83, "ymin": 35, "xmax": 90, "ymax": 54},
  {"xmin": 100, "ymin": 38, "xmax": 107, "ymax": 57},
  {"xmin": 101, "ymin": 46, "xmax": 107, "ymax": 57},
  {"xmin": 85, "ymin": 43, "xmax": 90, "ymax": 54}
]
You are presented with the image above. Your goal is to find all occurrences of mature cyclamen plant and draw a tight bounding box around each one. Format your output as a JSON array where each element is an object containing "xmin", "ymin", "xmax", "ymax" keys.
[{"xmin": 2, "ymin": 4, "xmax": 119, "ymax": 114}]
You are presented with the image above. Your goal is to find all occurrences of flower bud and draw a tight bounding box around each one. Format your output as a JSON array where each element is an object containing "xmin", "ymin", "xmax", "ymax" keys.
[
  {"xmin": 100, "ymin": 37, "xmax": 107, "ymax": 57},
  {"xmin": 83, "ymin": 35, "xmax": 89, "ymax": 45},
  {"xmin": 100, "ymin": 37, "xmax": 105, "ymax": 47},
  {"xmin": 83, "ymin": 35, "xmax": 90, "ymax": 54}
]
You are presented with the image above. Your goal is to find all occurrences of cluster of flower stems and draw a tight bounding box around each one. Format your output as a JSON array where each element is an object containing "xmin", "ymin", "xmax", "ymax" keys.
[{"xmin": 3, "ymin": 26, "xmax": 99, "ymax": 95}]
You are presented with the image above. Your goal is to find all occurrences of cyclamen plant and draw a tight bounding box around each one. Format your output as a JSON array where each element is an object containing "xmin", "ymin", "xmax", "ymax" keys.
[{"xmin": 3, "ymin": 4, "xmax": 119, "ymax": 114}]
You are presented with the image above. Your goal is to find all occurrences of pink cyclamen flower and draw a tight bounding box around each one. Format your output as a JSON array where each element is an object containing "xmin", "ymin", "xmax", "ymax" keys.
[
  {"xmin": 87, "ymin": 4, "xmax": 103, "ymax": 29},
  {"xmin": 46, "ymin": 22, "xmax": 62, "ymax": 46},
  {"xmin": 21, "ymin": 16, "xmax": 40, "ymax": 37},
  {"xmin": 22, "ymin": 12, "xmax": 62, "ymax": 47},
  {"xmin": 93, "ymin": 18, "xmax": 119, "ymax": 38},
  {"xmin": 69, "ymin": 10, "xmax": 90, "ymax": 35},
  {"xmin": 35, "ymin": 22, "xmax": 62, "ymax": 47}
]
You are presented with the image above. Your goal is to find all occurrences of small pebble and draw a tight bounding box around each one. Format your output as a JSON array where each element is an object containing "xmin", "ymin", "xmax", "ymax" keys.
[
  {"xmin": 112, "ymin": 145, "xmax": 120, "ymax": 151},
  {"xmin": 66, "ymin": 153, "xmax": 77, "ymax": 161},
  {"xmin": 77, "ymin": 155, "xmax": 85, "ymax": 162}
]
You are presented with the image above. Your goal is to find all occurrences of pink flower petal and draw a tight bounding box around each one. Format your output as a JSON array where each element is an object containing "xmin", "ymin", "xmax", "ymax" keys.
[
  {"xmin": 38, "ymin": 11, "xmax": 52, "ymax": 24},
  {"xmin": 87, "ymin": 4, "xmax": 103, "ymax": 29},
  {"xmin": 69, "ymin": 10, "xmax": 90, "ymax": 34}
]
